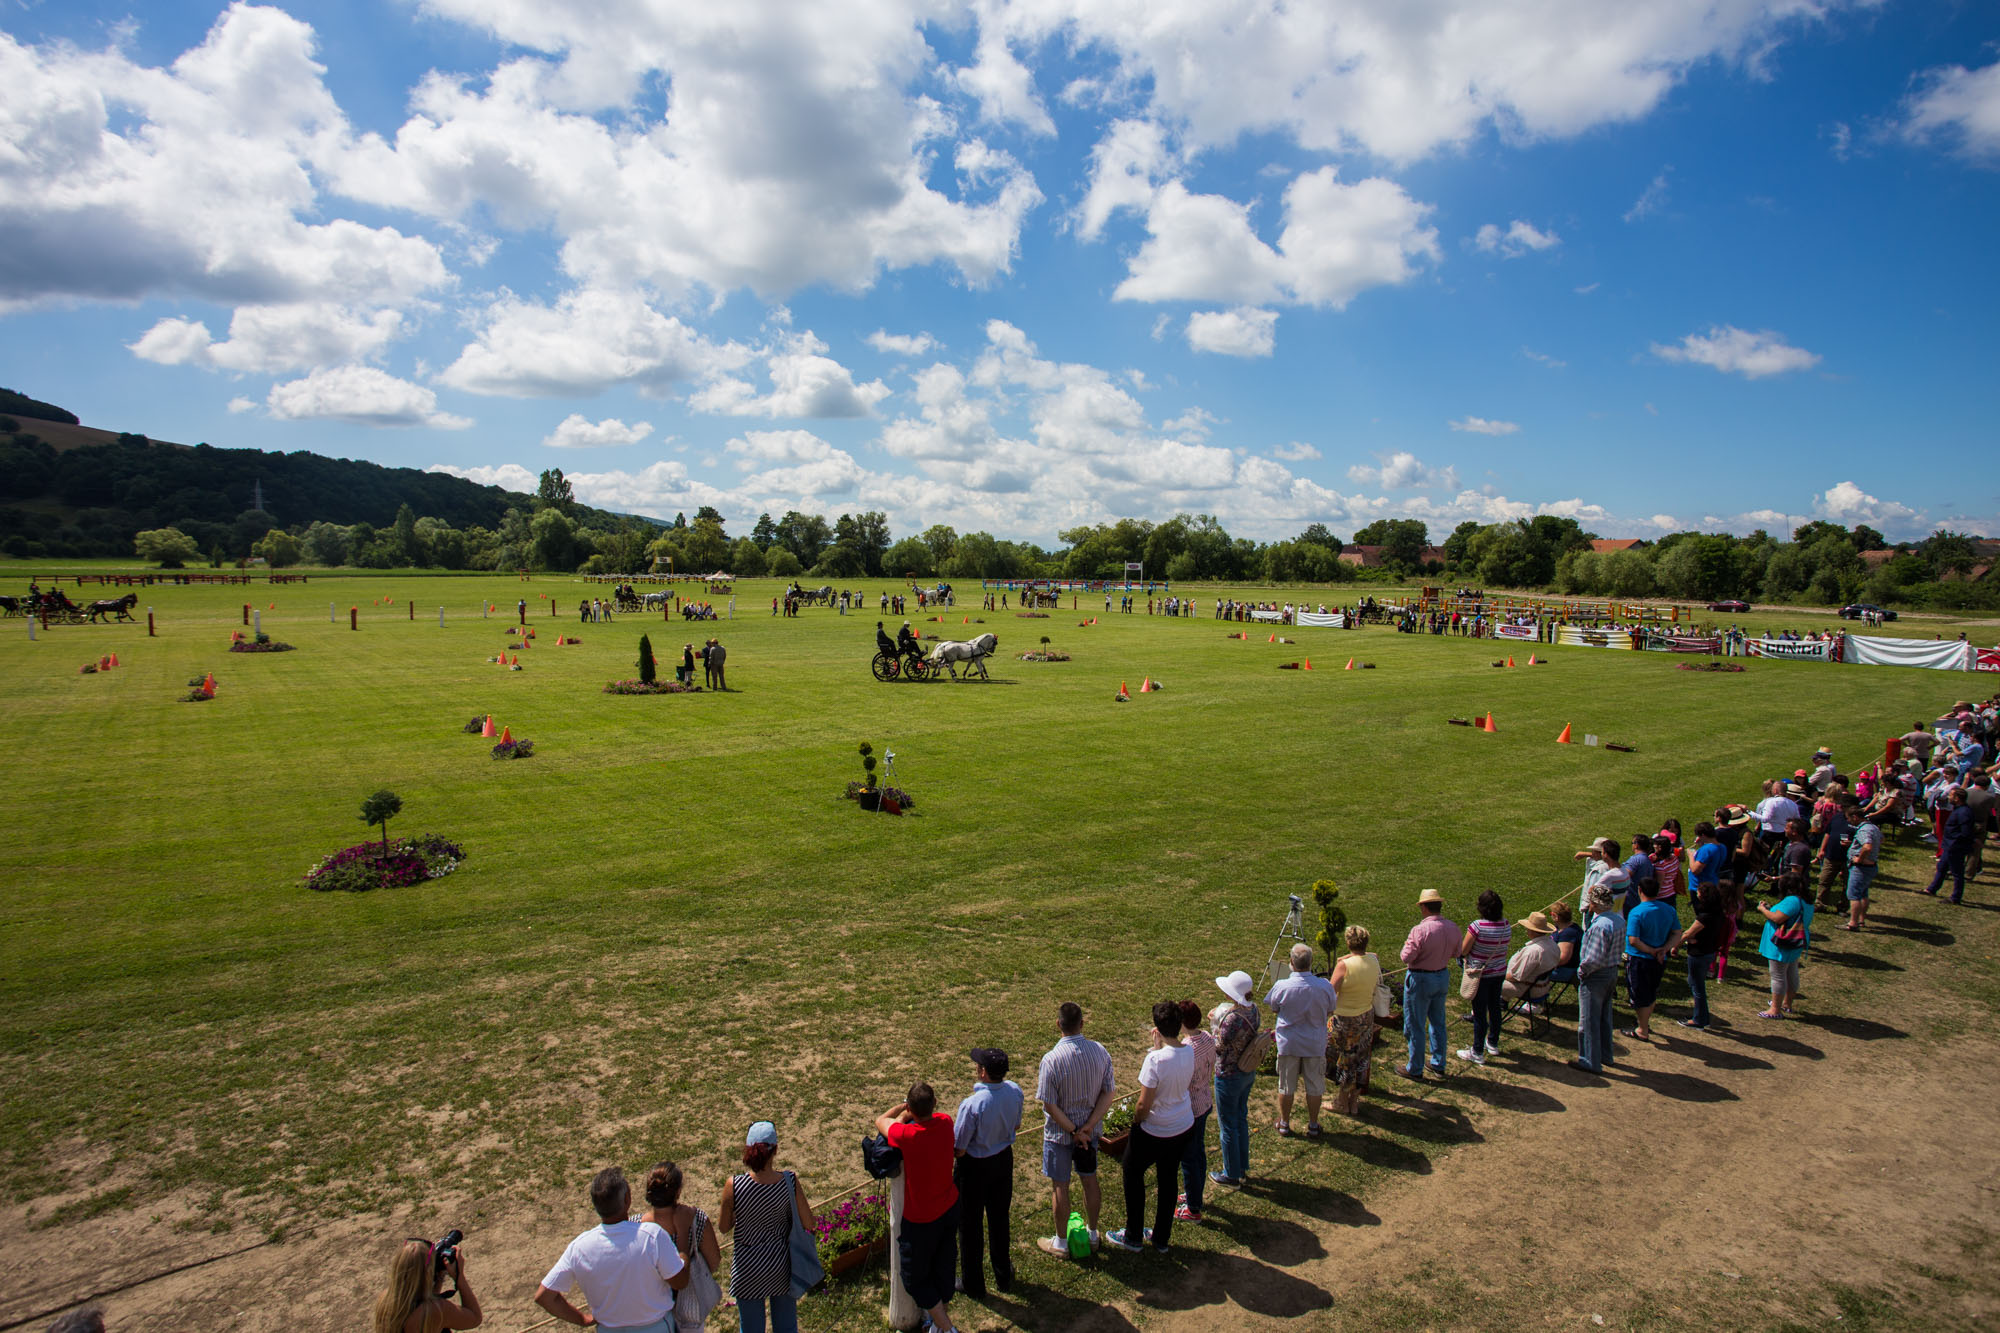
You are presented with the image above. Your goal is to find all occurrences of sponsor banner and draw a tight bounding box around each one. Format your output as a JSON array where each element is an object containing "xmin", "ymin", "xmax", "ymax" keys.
[
  {"xmin": 1559, "ymin": 625, "xmax": 1636, "ymax": 650},
  {"xmin": 1495, "ymin": 623, "xmax": 1539, "ymax": 641},
  {"xmin": 1642, "ymin": 632, "xmax": 1722, "ymax": 653},
  {"xmin": 1844, "ymin": 635, "xmax": 1973, "ymax": 671},
  {"xmin": 1977, "ymin": 647, "xmax": 2000, "ymax": 673},
  {"xmin": 1746, "ymin": 637, "xmax": 1836, "ymax": 661},
  {"xmin": 1250, "ymin": 609, "xmax": 1287, "ymax": 623},
  {"xmin": 1295, "ymin": 611, "xmax": 1347, "ymax": 628}
]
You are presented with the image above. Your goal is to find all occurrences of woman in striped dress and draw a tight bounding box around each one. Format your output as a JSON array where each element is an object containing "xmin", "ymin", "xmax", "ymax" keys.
[{"xmin": 718, "ymin": 1121, "xmax": 817, "ymax": 1333}]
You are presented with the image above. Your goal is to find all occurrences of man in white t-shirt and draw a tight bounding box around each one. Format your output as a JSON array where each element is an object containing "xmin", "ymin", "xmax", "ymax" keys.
[
  {"xmin": 1103, "ymin": 1000, "xmax": 1196, "ymax": 1256},
  {"xmin": 535, "ymin": 1167, "xmax": 686, "ymax": 1332},
  {"xmin": 1754, "ymin": 780, "xmax": 1800, "ymax": 847}
]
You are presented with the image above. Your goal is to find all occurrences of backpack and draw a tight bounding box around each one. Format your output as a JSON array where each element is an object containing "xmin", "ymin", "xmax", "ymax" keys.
[
  {"xmin": 1236, "ymin": 1028, "xmax": 1276, "ymax": 1074},
  {"xmin": 1066, "ymin": 1210, "xmax": 1092, "ymax": 1257},
  {"xmin": 860, "ymin": 1132, "xmax": 902, "ymax": 1179}
]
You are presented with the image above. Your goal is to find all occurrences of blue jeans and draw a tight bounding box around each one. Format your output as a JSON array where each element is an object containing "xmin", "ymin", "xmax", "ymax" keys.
[
  {"xmin": 1685, "ymin": 952, "xmax": 1717, "ymax": 1027},
  {"xmin": 1578, "ymin": 970, "xmax": 1616, "ymax": 1071},
  {"xmin": 1404, "ymin": 969, "xmax": 1449, "ymax": 1074},
  {"xmin": 738, "ymin": 1294, "xmax": 798, "ymax": 1333},
  {"xmin": 1178, "ymin": 1110, "xmax": 1211, "ymax": 1213},
  {"xmin": 1212, "ymin": 1070, "xmax": 1254, "ymax": 1180}
]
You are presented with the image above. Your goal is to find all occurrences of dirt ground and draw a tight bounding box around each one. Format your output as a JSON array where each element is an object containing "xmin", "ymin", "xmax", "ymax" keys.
[{"xmin": 7, "ymin": 895, "xmax": 1999, "ymax": 1333}]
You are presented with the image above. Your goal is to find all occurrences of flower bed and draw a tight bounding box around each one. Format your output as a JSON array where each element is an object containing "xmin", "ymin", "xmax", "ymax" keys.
[
  {"xmin": 1677, "ymin": 662, "xmax": 1746, "ymax": 673},
  {"xmin": 1017, "ymin": 651, "xmax": 1070, "ymax": 661},
  {"xmin": 603, "ymin": 679, "xmax": 701, "ymax": 694},
  {"xmin": 812, "ymin": 1191, "xmax": 890, "ymax": 1277},
  {"xmin": 229, "ymin": 631, "xmax": 295, "ymax": 653},
  {"xmin": 1015, "ymin": 612, "xmax": 1049, "ymax": 618},
  {"xmin": 306, "ymin": 834, "xmax": 466, "ymax": 892},
  {"xmin": 491, "ymin": 738, "xmax": 535, "ymax": 759}
]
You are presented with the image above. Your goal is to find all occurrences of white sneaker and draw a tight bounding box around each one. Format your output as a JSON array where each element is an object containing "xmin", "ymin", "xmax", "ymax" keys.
[
  {"xmin": 1455, "ymin": 1047, "xmax": 1486, "ymax": 1065},
  {"xmin": 1485, "ymin": 1041, "xmax": 1501, "ymax": 1056}
]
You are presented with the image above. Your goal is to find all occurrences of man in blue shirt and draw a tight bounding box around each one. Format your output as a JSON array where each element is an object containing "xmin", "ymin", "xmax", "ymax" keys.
[
  {"xmin": 1621, "ymin": 835, "xmax": 1659, "ymax": 913},
  {"xmin": 955, "ymin": 1047, "xmax": 1023, "ymax": 1297},
  {"xmin": 1690, "ymin": 821, "xmax": 1728, "ymax": 890},
  {"xmin": 1571, "ymin": 883, "xmax": 1624, "ymax": 1074},
  {"xmin": 1623, "ymin": 882, "xmax": 1683, "ymax": 1042}
]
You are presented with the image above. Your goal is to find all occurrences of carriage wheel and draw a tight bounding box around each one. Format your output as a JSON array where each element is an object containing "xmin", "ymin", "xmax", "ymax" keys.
[
  {"xmin": 871, "ymin": 651, "xmax": 900, "ymax": 682},
  {"xmin": 904, "ymin": 654, "xmax": 932, "ymax": 681}
]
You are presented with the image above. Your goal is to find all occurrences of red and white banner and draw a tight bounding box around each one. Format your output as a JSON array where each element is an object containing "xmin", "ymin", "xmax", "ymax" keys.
[
  {"xmin": 1747, "ymin": 637, "xmax": 1837, "ymax": 661},
  {"xmin": 1495, "ymin": 623, "xmax": 1538, "ymax": 641},
  {"xmin": 1977, "ymin": 647, "xmax": 2000, "ymax": 673},
  {"xmin": 1643, "ymin": 632, "xmax": 1722, "ymax": 653}
]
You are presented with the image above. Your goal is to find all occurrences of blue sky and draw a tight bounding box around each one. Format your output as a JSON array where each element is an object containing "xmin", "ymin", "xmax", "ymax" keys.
[{"xmin": 2, "ymin": 0, "xmax": 1995, "ymax": 543}]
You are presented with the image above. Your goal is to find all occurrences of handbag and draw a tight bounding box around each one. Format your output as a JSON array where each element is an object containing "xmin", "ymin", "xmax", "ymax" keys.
[
  {"xmin": 785, "ymin": 1171, "xmax": 824, "ymax": 1297},
  {"xmin": 1460, "ymin": 965, "xmax": 1481, "ymax": 1000},
  {"xmin": 1235, "ymin": 1027, "xmax": 1275, "ymax": 1074},
  {"xmin": 1370, "ymin": 951, "xmax": 1394, "ymax": 1018},
  {"xmin": 677, "ymin": 1210, "xmax": 723, "ymax": 1327},
  {"xmin": 1771, "ymin": 903, "xmax": 1806, "ymax": 949},
  {"xmin": 860, "ymin": 1132, "xmax": 902, "ymax": 1179}
]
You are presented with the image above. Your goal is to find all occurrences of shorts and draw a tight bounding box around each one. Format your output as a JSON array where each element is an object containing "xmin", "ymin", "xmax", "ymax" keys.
[
  {"xmin": 1768, "ymin": 957, "xmax": 1801, "ymax": 994},
  {"xmin": 1624, "ymin": 955, "xmax": 1665, "ymax": 1009},
  {"xmin": 1275, "ymin": 1054, "xmax": 1327, "ymax": 1097},
  {"xmin": 1846, "ymin": 863, "xmax": 1877, "ymax": 902},
  {"xmin": 1041, "ymin": 1137, "xmax": 1098, "ymax": 1182}
]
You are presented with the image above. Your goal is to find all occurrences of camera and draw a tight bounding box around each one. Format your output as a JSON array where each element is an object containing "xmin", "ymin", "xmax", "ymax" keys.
[{"xmin": 432, "ymin": 1229, "xmax": 463, "ymax": 1282}]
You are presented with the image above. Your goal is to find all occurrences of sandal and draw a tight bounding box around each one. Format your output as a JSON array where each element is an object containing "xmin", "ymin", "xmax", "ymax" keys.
[{"xmin": 1275, "ymin": 1122, "xmax": 1294, "ymax": 1137}]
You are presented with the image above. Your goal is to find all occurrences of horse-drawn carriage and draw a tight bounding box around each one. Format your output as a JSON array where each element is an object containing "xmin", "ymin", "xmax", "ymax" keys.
[
  {"xmin": 6, "ymin": 589, "xmax": 137, "ymax": 624},
  {"xmin": 871, "ymin": 631, "xmax": 1000, "ymax": 682}
]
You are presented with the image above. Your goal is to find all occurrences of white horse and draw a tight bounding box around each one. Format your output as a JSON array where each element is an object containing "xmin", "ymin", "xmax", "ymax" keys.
[
  {"xmin": 642, "ymin": 591, "xmax": 669, "ymax": 610},
  {"xmin": 927, "ymin": 632, "xmax": 999, "ymax": 680}
]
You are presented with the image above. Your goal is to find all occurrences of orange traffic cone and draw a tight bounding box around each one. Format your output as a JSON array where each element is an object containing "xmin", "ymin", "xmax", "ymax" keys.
[
  {"xmin": 1119, "ymin": 680, "xmax": 1130, "ymax": 699},
  {"xmin": 1528, "ymin": 654, "xmax": 1538, "ymax": 665},
  {"xmin": 1507, "ymin": 655, "xmax": 1515, "ymax": 668},
  {"xmin": 499, "ymin": 726, "xmax": 512, "ymax": 744},
  {"xmin": 1556, "ymin": 723, "xmax": 1572, "ymax": 744},
  {"xmin": 1345, "ymin": 657, "xmax": 1354, "ymax": 670},
  {"xmin": 1303, "ymin": 657, "xmax": 1312, "ymax": 670},
  {"xmin": 99, "ymin": 655, "xmax": 110, "ymax": 671},
  {"xmin": 268, "ymin": 602, "xmax": 275, "ymax": 610},
  {"xmin": 482, "ymin": 715, "xmax": 495, "ymax": 737},
  {"xmin": 202, "ymin": 672, "xmax": 215, "ymax": 693},
  {"xmin": 1140, "ymin": 676, "xmax": 1151, "ymax": 692},
  {"xmin": 1268, "ymin": 632, "xmax": 1276, "ymax": 643},
  {"xmin": 1483, "ymin": 711, "xmax": 1496, "ymax": 732}
]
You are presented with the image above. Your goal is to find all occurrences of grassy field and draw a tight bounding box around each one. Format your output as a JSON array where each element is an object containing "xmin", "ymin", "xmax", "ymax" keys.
[{"xmin": 0, "ymin": 570, "xmax": 1990, "ymax": 1328}]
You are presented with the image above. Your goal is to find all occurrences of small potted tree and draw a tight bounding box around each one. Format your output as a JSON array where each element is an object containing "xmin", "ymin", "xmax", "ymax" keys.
[{"xmin": 856, "ymin": 742, "xmax": 882, "ymax": 811}]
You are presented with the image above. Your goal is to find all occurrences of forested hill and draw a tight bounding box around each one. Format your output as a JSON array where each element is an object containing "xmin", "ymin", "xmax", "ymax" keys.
[{"xmin": 0, "ymin": 391, "xmax": 652, "ymax": 560}]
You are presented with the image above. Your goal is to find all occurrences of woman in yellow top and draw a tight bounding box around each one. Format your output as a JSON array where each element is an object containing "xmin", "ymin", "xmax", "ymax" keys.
[{"xmin": 1327, "ymin": 926, "xmax": 1382, "ymax": 1115}]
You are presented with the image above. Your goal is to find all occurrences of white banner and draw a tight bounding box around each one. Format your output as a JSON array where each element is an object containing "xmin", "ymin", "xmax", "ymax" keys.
[
  {"xmin": 1250, "ymin": 609, "xmax": 1287, "ymax": 623},
  {"xmin": 1559, "ymin": 625, "xmax": 1637, "ymax": 650},
  {"xmin": 1495, "ymin": 623, "xmax": 1538, "ymax": 641},
  {"xmin": 1294, "ymin": 611, "xmax": 1347, "ymax": 628},
  {"xmin": 1842, "ymin": 635, "xmax": 1972, "ymax": 671},
  {"xmin": 1747, "ymin": 637, "xmax": 1836, "ymax": 661}
]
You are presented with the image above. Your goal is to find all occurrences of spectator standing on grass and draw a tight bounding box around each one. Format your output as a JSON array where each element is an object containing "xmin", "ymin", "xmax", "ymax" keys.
[
  {"xmin": 706, "ymin": 638, "xmax": 726, "ymax": 691},
  {"xmin": 1781, "ymin": 819, "xmax": 1814, "ymax": 882},
  {"xmin": 1036, "ymin": 1003, "xmax": 1115, "ymax": 1258},
  {"xmin": 1922, "ymin": 787, "xmax": 1976, "ymax": 904},
  {"xmin": 1571, "ymin": 883, "xmax": 1623, "ymax": 1074},
  {"xmin": 1649, "ymin": 834, "xmax": 1682, "ymax": 905},
  {"xmin": 1399, "ymin": 889, "xmax": 1462, "ymax": 1082},
  {"xmin": 535, "ymin": 1167, "xmax": 686, "ymax": 1331},
  {"xmin": 1679, "ymin": 878, "xmax": 1728, "ymax": 1030},
  {"xmin": 1455, "ymin": 890, "xmax": 1512, "ymax": 1066},
  {"xmin": 953, "ymin": 1049, "xmax": 1021, "ymax": 1300},
  {"xmin": 1964, "ymin": 771, "xmax": 1995, "ymax": 879},
  {"xmin": 1172, "ymin": 1000, "xmax": 1218, "ymax": 1225},
  {"xmin": 1573, "ymin": 836, "xmax": 1615, "ymax": 896},
  {"xmin": 375, "ymin": 1237, "xmax": 482, "ymax": 1333},
  {"xmin": 640, "ymin": 1161, "xmax": 722, "ymax": 1333},
  {"xmin": 1206, "ymin": 971, "xmax": 1260, "ymax": 1187},
  {"xmin": 1757, "ymin": 780, "xmax": 1801, "ymax": 848},
  {"xmin": 1845, "ymin": 805, "xmax": 1882, "ymax": 931},
  {"xmin": 1622, "ymin": 880, "xmax": 1681, "ymax": 1043},
  {"xmin": 877, "ymin": 1085, "xmax": 959, "ymax": 1333},
  {"xmin": 1105, "ymin": 1001, "xmax": 1196, "ymax": 1255},
  {"xmin": 717, "ymin": 1123, "xmax": 815, "ymax": 1333},
  {"xmin": 1327, "ymin": 926, "xmax": 1381, "ymax": 1112},
  {"xmin": 1689, "ymin": 822, "xmax": 1728, "ymax": 897},
  {"xmin": 1621, "ymin": 835, "xmax": 1658, "ymax": 913},
  {"xmin": 1756, "ymin": 872, "xmax": 1815, "ymax": 1019},
  {"xmin": 1265, "ymin": 942, "xmax": 1337, "ymax": 1136}
]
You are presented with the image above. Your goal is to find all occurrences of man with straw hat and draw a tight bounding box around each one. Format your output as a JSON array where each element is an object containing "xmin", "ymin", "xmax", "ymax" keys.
[
  {"xmin": 1397, "ymin": 889, "xmax": 1460, "ymax": 1082},
  {"xmin": 1501, "ymin": 911, "xmax": 1561, "ymax": 1009}
]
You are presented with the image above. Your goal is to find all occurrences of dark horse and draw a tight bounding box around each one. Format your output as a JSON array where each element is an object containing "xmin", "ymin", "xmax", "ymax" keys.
[
  {"xmin": 0, "ymin": 595, "xmax": 24, "ymax": 617},
  {"xmin": 86, "ymin": 593, "xmax": 139, "ymax": 622}
]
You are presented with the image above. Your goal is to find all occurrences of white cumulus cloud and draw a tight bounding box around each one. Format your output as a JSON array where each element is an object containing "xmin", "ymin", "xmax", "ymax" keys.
[
  {"xmin": 689, "ymin": 332, "xmax": 890, "ymax": 419},
  {"xmin": 542, "ymin": 414, "xmax": 653, "ymax": 449},
  {"xmin": 1347, "ymin": 450, "xmax": 1459, "ymax": 491},
  {"xmin": 439, "ymin": 288, "xmax": 750, "ymax": 398},
  {"xmin": 1473, "ymin": 220, "xmax": 1561, "ymax": 256},
  {"xmin": 867, "ymin": 330, "xmax": 938, "ymax": 357},
  {"xmin": 1185, "ymin": 307, "xmax": 1278, "ymax": 357},
  {"xmin": 1813, "ymin": 480, "xmax": 1921, "ymax": 529},
  {"xmin": 1651, "ymin": 325, "xmax": 1820, "ymax": 379},
  {"xmin": 130, "ymin": 304, "xmax": 406, "ymax": 375},
  {"xmin": 1450, "ymin": 416, "xmax": 1521, "ymax": 435},
  {"xmin": 1271, "ymin": 441, "xmax": 1321, "ymax": 462},
  {"xmin": 267, "ymin": 366, "xmax": 471, "ymax": 430},
  {"xmin": 1901, "ymin": 59, "xmax": 2000, "ymax": 161}
]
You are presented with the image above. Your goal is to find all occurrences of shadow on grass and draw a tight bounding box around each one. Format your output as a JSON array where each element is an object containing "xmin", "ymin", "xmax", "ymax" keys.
[
  {"xmin": 1348, "ymin": 1095, "xmax": 1484, "ymax": 1147},
  {"xmin": 1704, "ymin": 1024, "xmax": 1826, "ymax": 1059},
  {"xmin": 1199, "ymin": 1203, "xmax": 1332, "ymax": 1262},
  {"xmin": 1232, "ymin": 1177, "xmax": 1382, "ymax": 1232},
  {"xmin": 1129, "ymin": 1248, "xmax": 1338, "ymax": 1319},
  {"xmin": 982, "ymin": 1279, "xmax": 1142, "ymax": 1333},
  {"xmin": 1320, "ymin": 1129, "xmax": 1435, "ymax": 1174},
  {"xmin": 1787, "ymin": 1011, "xmax": 1908, "ymax": 1042},
  {"xmin": 1809, "ymin": 947, "xmax": 1906, "ymax": 972},
  {"xmin": 1862, "ymin": 913, "xmax": 1958, "ymax": 944},
  {"xmin": 1600, "ymin": 1063, "xmax": 1739, "ymax": 1102},
  {"xmin": 1650, "ymin": 1033, "xmax": 1775, "ymax": 1071},
  {"xmin": 1439, "ymin": 1073, "xmax": 1568, "ymax": 1115}
]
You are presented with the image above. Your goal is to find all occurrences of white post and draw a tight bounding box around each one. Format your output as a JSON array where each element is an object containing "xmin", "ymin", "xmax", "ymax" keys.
[
  {"xmin": 253, "ymin": 609, "xmax": 261, "ymax": 636},
  {"xmin": 886, "ymin": 1174, "xmax": 918, "ymax": 1329},
  {"xmin": 26, "ymin": 616, "xmax": 34, "ymax": 640},
  {"xmin": 438, "ymin": 607, "xmax": 445, "ymax": 628},
  {"xmin": 482, "ymin": 602, "xmax": 488, "ymax": 619},
  {"xmin": 329, "ymin": 601, "xmax": 336, "ymax": 623}
]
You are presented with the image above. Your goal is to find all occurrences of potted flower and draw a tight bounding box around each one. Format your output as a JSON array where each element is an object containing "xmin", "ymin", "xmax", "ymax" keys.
[
  {"xmin": 1098, "ymin": 1101, "xmax": 1136, "ymax": 1162},
  {"xmin": 813, "ymin": 1191, "xmax": 891, "ymax": 1278}
]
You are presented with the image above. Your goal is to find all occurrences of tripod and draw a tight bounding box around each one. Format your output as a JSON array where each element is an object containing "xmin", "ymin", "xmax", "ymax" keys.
[{"xmin": 1264, "ymin": 893, "xmax": 1309, "ymax": 989}]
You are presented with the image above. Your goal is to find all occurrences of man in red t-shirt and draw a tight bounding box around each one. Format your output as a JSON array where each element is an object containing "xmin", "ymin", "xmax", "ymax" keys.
[{"xmin": 878, "ymin": 1083, "xmax": 960, "ymax": 1332}]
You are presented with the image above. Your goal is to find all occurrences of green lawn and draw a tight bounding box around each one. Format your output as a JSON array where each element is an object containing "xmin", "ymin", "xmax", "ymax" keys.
[{"xmin": 0, "ymin": 571, "xmax": 1984, "ymax": 1323}]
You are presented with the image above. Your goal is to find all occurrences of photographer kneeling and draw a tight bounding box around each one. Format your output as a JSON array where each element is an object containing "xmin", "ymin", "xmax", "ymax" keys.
[{"xmin": 373, "ymin": 1233, "xmax": 482, "ymax": 1333}]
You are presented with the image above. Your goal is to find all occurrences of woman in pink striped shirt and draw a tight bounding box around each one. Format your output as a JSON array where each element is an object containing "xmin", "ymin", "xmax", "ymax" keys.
[{"xmin": 1456, "ymin": 891, "xmax": 1512, "ymax": 1066}]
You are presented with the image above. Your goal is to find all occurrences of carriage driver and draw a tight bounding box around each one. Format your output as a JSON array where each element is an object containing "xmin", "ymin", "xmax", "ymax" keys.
[
  {"xmin": 897, "ymin": 620, "xmax": 923, "ymax": 662},
  {"xmin": 876, "ymin": 620, "xmax": 898, "ymax": 658}
]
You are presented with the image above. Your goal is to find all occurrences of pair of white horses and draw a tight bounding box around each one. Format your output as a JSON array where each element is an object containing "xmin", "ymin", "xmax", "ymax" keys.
[{"xmin": 926, "ymin": 631, "xmax": 998, "ymax": 680}]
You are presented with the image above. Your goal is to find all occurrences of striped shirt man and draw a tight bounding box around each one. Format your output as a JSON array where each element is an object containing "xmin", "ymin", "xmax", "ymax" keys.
[{"xmin": 1037, "ymin": 1034, "xmax": 1113, "ymax": 1146}]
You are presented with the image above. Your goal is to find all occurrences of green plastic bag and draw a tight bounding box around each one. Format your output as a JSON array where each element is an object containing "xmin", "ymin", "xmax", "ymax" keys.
[{"xmin": 1065, "ymin": 1210, "xmax": 1091, "ymax": 1258}]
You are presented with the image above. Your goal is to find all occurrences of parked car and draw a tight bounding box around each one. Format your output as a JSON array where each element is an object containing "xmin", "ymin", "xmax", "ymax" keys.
[
  {"xmin": 1838, "ymin": 603, "xmax": 1898, "ymax": 621},
  {"xmin": 1706, "ymin": 599, "xmax": 1751, "ymax": 613}
]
